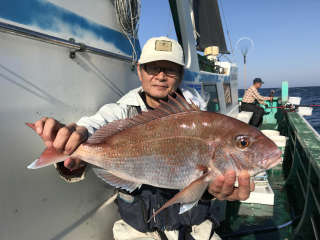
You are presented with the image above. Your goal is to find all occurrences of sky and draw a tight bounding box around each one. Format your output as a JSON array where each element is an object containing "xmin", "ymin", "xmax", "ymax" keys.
[{"xmin": 138, "ymin": 0, "xmax": 320, "ymax": 89}]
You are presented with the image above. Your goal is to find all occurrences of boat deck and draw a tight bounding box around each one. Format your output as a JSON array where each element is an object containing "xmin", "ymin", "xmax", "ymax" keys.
[{"xmin": 215, "ymin": 124, "xmax": 305, "ymax": 240}]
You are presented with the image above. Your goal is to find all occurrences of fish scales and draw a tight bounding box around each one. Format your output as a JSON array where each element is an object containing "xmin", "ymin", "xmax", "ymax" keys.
[
  {"xmin": 27, "ymin": 93, "xmax": 282, "ymax": 219},
  {"xmin": 74, "ymin": 112, "xmax": 214, "ymax": 189}
]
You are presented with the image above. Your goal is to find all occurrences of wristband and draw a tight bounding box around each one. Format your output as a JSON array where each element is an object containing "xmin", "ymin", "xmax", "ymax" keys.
[{"xmin": 58, "ymin": 162, "xmax": 87, "ymax": 175}]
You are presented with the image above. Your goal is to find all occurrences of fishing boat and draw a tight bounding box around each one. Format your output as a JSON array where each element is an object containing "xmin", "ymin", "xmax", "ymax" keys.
[{"xmin": 0, "ymin": 0, "xmax": 319, "ymax": 239}]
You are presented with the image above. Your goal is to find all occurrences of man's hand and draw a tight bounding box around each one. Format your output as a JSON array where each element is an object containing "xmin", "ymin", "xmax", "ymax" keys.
[
  {"xmin": 207, "ymin": 170, "xmax": 255, "ymax": 201},
  {"xmin": 34, "ymin": 117, "xmax": 88, "ymax": 170}
]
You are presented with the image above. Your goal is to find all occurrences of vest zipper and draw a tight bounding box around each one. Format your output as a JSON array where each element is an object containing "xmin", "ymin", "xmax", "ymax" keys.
[{"xmin": 163, "ymin": 198, "xmax": 169, "ymax": 230}]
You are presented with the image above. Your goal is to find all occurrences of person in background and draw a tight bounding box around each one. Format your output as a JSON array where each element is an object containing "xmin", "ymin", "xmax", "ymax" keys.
[
  {"xmin": 241, "ymin": 78, "xmax": 273, "ymax": 127},
  {"xmin": 33, "ymin": 37, "xmax": 254, "ymax": 240}
]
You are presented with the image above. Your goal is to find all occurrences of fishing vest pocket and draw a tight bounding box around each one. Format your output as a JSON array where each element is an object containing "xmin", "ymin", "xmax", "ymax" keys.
[
  {"xmin": 117, "ymin": 187, "xmax": 176, "ymax": 233},
  {"xmin": 117, "ymin": 192, "xmax": 149, "ymax": 233},
  {"xmin": 116, "ymin": 186, "xmax": 213, "ymax": 233}
]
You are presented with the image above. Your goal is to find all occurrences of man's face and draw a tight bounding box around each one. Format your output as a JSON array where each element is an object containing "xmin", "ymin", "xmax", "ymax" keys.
[
  {"xmin": 254, "ymin": 83, "xmax": 262, "ymax": 89},
  {"xmin": 137, "ymin": 60, "xmax": 183, "ymax": 100}
]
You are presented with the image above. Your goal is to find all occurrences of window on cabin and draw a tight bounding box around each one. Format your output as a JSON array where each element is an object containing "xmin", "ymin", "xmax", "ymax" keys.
[
  {"xmin": 223, "ymin": 83, "xmax": 232, "ymax": 107},
  {"xmin": 203, "ymin": 85, "xmax": 220, "ymax": 112}
]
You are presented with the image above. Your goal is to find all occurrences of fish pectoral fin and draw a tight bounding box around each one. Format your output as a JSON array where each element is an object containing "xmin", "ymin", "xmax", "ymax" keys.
[
  {"xmin": 196, "ymin": 164, "xmax": 207, "ymax": 171},
  {"xmin": 92, "ymin": 168, "xmax": 142, "ymax": 193},
  {"xmin": 147, "ymin": 171, "xmax": 211, "ymax": 223}
]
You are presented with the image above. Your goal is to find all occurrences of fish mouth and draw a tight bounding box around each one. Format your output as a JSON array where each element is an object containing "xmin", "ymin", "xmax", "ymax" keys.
[{"xmin": 263, "ymin": 148, "xmax": 283, "ymax": 169}]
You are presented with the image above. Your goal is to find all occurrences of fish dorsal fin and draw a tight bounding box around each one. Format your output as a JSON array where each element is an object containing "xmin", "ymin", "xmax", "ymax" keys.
[{"xmin": 86, "ymin": 92, "xmax": 200, "ymax": 144}]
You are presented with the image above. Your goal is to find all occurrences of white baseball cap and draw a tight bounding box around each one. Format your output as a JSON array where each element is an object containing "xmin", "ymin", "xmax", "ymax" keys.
[{"xmin": 138, "ymin": 36, "xmax": 185, "ymax": 66}]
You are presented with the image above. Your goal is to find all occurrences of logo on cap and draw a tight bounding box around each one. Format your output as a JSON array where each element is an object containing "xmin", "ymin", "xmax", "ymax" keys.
[{"xmin": 155, "ymin": 40, "xmax": 172, "ymax": 52}]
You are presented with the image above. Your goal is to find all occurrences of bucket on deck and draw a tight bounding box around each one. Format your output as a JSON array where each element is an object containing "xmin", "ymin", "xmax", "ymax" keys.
[
  {"xmin": 261, "ymin": 130, "xmax": 280, "ymax": 137},
  {"xmin": 289, "ymin": 97, "xmax": 301, "ymax": 105},
  {"xmin": 298, "ymin": 107, "xmax": 313, "ymax": 116},
  {"xmin": 269, "ymin": 136, "xmax": 289, "ymax": 143}
]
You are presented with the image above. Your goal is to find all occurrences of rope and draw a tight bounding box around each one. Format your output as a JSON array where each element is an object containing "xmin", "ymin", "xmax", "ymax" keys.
[
  {"xmin": 115, "ymin": 0, "xmax": 141, "ymax": 64},
  {"xmin": 219, "ymin": 0, "xmax": 235, "ymax": 63},
  {"xmin": 166, "ymin": 9, "xmax": 174, "ymax": 37},
  {"xmin": 167, "ymin": 10, "xmax": 170, "ymax": 37},
  {"xmin": 167, "ymin": 25, "xmax": 174, "ymax": 38},
  {"xmin": 222, "ymin": 54, "xmax": 232, "ymax": 63}
]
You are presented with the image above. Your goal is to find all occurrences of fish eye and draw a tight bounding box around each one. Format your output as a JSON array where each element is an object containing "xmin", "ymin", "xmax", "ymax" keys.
[{"xmin": 236, "ymin": 136, "xmax": 251, "ymax": 149}]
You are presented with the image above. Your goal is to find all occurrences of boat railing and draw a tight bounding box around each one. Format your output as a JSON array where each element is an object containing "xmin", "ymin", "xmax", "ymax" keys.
[
  {"xmin": 280, "ymin": 110, "xmax": 320, "ymax": 239},
  {"xmin": 0, "ymin": 21, "xmax": 132, "ymax": 63},
  {"xmin": 239, "ymin": 87, "xmax": 319, "ymax": 239}
]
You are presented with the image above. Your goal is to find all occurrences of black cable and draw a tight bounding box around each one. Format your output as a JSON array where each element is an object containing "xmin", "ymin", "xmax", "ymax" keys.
[
  {"xmin": 220, "ymin": 216, "xmax": 301, "ymax": 239},
  {"xmin": 219, "ymin": 0, "xmax": 235, "ymax": 63}
]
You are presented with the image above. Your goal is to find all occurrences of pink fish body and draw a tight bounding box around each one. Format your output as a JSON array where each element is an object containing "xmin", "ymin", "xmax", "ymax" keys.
[{"xmin": 27, "ymin": 94, "xmax": 282, "ymax": 220}]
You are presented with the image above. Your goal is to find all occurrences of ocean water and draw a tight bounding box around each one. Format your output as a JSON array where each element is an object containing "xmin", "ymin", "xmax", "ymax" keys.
[{"xmin": 239, "ymin": 86, "xmax": 320, "ymax": 134}]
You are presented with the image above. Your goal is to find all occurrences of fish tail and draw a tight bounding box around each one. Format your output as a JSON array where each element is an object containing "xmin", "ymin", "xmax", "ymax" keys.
[{"xmin": 26, "ymin": 123, "xmax": 67, "ymax": 169}]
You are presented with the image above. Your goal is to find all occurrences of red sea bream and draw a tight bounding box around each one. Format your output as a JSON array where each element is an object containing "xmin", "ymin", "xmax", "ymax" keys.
[{"xmin": 27, "ymin": 94, "xmax": 282, "ymax": 220}]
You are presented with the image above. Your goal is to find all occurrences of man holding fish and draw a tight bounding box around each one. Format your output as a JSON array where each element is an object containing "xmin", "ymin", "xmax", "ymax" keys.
[{"xmin": 29, "ymin": 37, "xmax": 281, "ymax": 240}]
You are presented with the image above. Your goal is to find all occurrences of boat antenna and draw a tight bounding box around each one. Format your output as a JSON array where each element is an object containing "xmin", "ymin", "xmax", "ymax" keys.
[
  {"xmin": 236, "ymin": 37, "xmax": 254, "ymax": 93},
  {"xmin": 115, "ymin": 0, "xmax": 141, "ymax": 67},
  {"xmin": 219, "ymin": 0, "xmax": 235, "ymax": 63}
]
